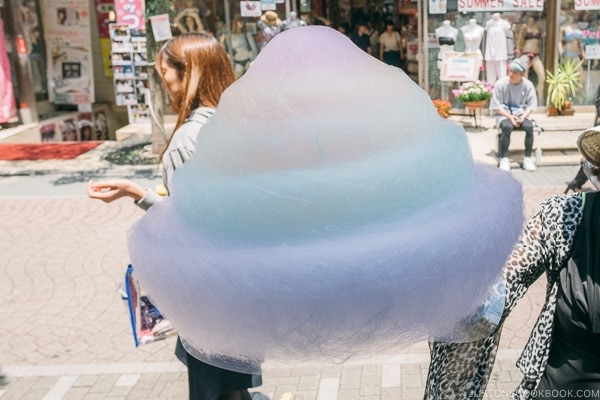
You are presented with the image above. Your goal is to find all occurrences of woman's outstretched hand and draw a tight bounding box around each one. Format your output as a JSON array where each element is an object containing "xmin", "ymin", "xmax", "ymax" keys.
[{"xmin": 87, "ymin": 179, "xmax": 146, "ymax": 203}]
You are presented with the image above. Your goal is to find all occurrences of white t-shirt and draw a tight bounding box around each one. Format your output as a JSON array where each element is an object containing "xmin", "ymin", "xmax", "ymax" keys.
[{"xmin": 379, "ymin": 31, "xmax": 401, "ymax": 52}]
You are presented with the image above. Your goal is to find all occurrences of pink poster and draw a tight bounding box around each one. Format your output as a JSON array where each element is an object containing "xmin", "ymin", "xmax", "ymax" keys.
[
  {"xmin": 0, "ymin": 19, "xmax": 18, "ymax": 124},
  {"xmin": 115, "ymin": 0, "xmax": 145, "ymax": 31}
]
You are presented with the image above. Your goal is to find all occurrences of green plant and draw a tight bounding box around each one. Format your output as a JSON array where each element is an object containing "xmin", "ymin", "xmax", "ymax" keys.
[{"xmin": 545, "ymin": 58, "xmax": 583, "ymax": 110}]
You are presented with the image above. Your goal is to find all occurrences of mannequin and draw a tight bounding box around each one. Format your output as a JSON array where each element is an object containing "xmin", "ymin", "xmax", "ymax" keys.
[
  {"xmin": 461, "ymin": 18, "xmax": 484, "ymax": 71},
  {"xmin": 559, "ymin": 13, "xmax": 585, "ymax": 91},
  {"xmin": 281, "ymin": 11, "xmax": 306, "ymax": 30},
  {"xmin": 485, "ymin": 13, "xmax": 511, "ymax": 83},
  {"xmin": 516, "ymin": 15, "xmax": 545, "ymax": 102},
  {"xmin": 435, "ymin": 20, "xmax": 459, "ymax": 69},
  {"xmin": 559, "ymin": 14, "xmax": 584, "ymax": 60},
  {"xmin": 174, "ymin": 8, "xmax": 205, "ymax": 33},
  {"xmin": 221, "ymin": 14, "xmax": 257, "ymax": 79}
]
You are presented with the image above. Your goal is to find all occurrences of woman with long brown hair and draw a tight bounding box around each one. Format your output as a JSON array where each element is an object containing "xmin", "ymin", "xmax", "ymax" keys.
[{"xmin": 88, "ymin": 33, "xmax": 261, "ymax": 400}]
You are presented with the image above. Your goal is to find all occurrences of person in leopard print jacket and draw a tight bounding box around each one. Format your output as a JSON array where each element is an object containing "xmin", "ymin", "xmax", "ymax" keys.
[{"xmin": 425, "ymin": 126, "xmax": 600, "ymax": 400}]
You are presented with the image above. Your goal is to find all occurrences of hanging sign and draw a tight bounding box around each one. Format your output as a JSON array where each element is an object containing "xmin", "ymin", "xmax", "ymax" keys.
[
  {"xmin": 115, "ymin": 0, "xmax": 145, "ymax": 31},
  {"xmin": 575, "ymin": 0, "xmax": 600, "ymax": 10},
  {"xmin": 150, "ymin": 14, "xmax": 172, "ymax": 42},
  {"xmin": 95, "ymin": 0, "xmax": 115, "ymax": 78},
  {"xmin": 458, "ymin": 0, "xmax": 544, "ymax": 12},
  {"xmin": 241, "ymin": 1, "xmax": 262, "ymax": 17},
  {"xmin": 586, "ymin": 44, "xmax": 600, "ymax": 59},
  {"xmin": 261, "ymin": 0, "xmax": 277, "ymax": 11},
  {"xmin": 43, "ymin": 0, "xmax": 95, "ymax": 105},
  {"xmin": 429, "ymin": 0, "xmax": 447, "ymax": 14}
]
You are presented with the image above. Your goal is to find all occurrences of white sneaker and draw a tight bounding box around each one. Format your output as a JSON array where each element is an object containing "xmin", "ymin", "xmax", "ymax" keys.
[
  {"xmin": 523, "ymin": 157, "xmax": 536, "ymax": 172},
  {"xmin": 498, "ymin": 157, "xmax": 510, "ymax": 171}
]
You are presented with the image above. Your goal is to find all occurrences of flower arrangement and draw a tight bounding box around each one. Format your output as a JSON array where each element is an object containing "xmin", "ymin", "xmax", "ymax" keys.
[
  {"xmin": 432, "ymin": 99, "xmax": 451, "ymax": 118},
  {"xmin": 452, "ymin": 80, "xmax": 493, "ymax": 103}
]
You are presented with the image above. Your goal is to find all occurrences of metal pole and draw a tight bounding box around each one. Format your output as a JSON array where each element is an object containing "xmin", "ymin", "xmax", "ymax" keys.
[
  {"xmin": 224, "ymin": 0, "xmax": 234, "ymax": 66},
  {"xmin": 419, "ymin": 0, "xmax": 428, "ymax": 91},
  {"xmin": 545, "ymin": 0, "xmax": 558, "ymax": 107},
  {"xmin": 4, "ymin": 0, "xmax": 38, "ymax": 124}
]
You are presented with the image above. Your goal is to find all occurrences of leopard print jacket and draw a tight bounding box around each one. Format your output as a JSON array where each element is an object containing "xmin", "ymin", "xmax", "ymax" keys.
[{"xmin": 424, "ymin": 193, "xmax": 584, "ymax": 400}]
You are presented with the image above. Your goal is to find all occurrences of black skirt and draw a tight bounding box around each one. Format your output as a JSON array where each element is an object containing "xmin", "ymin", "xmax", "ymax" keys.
[{"xmin": 176, "ymin": 338, "xmax": 262, "ymax": 400}]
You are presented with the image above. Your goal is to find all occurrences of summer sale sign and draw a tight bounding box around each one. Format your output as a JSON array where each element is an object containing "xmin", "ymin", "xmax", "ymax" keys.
[{"xmin": 458, "ymin": 0, "xmax": 544, "ymax": 12}]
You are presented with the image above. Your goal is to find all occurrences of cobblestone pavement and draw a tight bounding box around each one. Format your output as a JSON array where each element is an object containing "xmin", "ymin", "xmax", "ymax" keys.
[
  {"xmin": 0, "ymin": 117, "xmax": 594, "ymax": 400},
  {"xmin": 1, "ymin": 176, "xmax": 583, "ymax": 400}
]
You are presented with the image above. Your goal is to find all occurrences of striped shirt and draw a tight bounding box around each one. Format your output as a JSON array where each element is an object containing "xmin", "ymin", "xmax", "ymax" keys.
[{"xmin": 137, "ymin": 107, "xmax": 214, "ymax": 210}]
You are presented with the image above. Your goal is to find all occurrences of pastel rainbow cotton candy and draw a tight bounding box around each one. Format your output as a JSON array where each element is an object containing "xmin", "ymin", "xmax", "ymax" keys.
[{"xmin": 128, "ymin": 26, "xmax": 523, "ymax": 373}]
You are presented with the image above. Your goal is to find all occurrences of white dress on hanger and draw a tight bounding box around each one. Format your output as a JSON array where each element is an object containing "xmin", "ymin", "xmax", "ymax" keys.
[{"xmin": 485, "ymin": 13, "xmax": 511, "ymax": 83}]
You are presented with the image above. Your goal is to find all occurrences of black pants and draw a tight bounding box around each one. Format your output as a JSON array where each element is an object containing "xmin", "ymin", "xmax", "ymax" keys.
[
  {"xmin": 499, "ymin": 118, "xmax": 534, "ymax": 158},
  {"xmin": 383, "ymin": 51, "xmax": 404, "ymax": 70}
]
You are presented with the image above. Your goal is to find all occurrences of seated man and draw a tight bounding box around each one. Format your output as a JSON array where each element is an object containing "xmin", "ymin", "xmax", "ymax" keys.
[{"xmin": 490, "ymin": 57, "xmax": 538, "ymax": 171}]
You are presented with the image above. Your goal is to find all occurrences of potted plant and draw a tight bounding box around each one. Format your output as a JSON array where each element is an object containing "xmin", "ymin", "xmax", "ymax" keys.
[
  {"xmin": 545, "ymin": 58, "xmax": 583, "ymax": 116},
  {"xmin": 452, "ymin": 80, "xmax": 494, "ymax": 110}
]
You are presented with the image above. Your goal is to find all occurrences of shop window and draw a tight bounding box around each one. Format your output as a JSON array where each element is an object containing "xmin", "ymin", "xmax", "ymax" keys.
[
  {"xmin": 428, "ymin": 8, "xmax": 547, "ymax": 107},
  {"xmin": 559, "ymin": 3, "xmax": 600, "ymax": 105}
]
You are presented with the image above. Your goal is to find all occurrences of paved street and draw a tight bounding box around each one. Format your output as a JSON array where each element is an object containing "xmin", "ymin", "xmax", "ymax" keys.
[{"xmin": 0, "ymin": 114, "xmax": 595, "ymax": 399}]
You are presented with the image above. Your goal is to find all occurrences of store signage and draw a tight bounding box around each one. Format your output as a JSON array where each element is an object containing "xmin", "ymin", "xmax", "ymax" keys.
[
  {"xmin": 586, "ymin": 44, "xmax": 600, "ymax": 59},
  {"xmin": 575, "ymin": 0, "xmax": 600, "ymax": 10},
  {"xmin": 458, "ymin": 0, "xmax": 544, "ymax": 12},
  {"xmin": 583, "ymin": 29, "xmax": 600, "ymax": 40},
  {"xmin": 115, "ymin": 0, "xmax": 145, "ymax": 31},
  {"xmin": 440, "ymin": 52, "xmax": 479, "ymax": 82},
  {"xmin": 429, "ymin": 0, "xmax": 447, "ymax": 14}
]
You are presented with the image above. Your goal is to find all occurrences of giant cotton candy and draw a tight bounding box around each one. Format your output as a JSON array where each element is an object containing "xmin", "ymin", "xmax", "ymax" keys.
[{"xmin": 128, "ymin": 26, "xmax": 523, "ymax": 373}]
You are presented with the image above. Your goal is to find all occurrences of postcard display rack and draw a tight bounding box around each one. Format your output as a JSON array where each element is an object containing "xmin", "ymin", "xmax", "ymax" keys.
[{"xmin": 109, "ymin": 24, "xmax": 151, "ymax": 123}]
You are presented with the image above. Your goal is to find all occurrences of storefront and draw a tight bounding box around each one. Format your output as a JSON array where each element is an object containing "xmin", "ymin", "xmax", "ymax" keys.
[
  {"xmin": 0, "ymin": 0, "xmax": 122, "ymax": 142},
  {"xmin": 420, "ymin": 0, "xmax": 600, "ymax": 108}
]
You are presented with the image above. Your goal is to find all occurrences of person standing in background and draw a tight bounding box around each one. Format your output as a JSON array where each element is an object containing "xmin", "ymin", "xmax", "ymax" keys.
[
  {"xmin": 366, "ymin": 20, "xmax": 380, "ymax": 57},
  {"xmin": 379, "ymin": 20, "xmax": 404, "ymax": 69},
  {"xmin": 351, "ymin": 22, "xmax": 372, "ymax": 55},
  {"xmin": 256, "ymin": 11, "xmax": 282, "ymax": 51}
]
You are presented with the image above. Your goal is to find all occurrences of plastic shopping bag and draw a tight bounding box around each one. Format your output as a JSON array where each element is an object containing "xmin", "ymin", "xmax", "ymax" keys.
[{"xmin": 123, "ymin": 264, "xmax": 176, "ymax": 346}]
